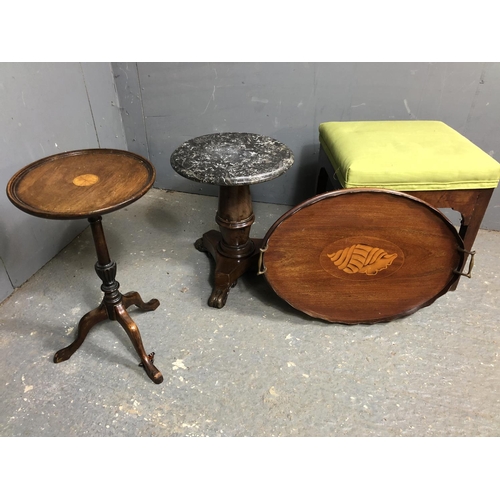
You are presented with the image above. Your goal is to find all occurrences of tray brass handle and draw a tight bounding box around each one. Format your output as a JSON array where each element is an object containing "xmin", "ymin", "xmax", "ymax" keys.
[
  {"xmin": 454, "ymin": 248, "xmax": 475, "ymax": 278},
  {"xmin": 257, "ymin": 242, "xmax": 268, "ymax": 275}
]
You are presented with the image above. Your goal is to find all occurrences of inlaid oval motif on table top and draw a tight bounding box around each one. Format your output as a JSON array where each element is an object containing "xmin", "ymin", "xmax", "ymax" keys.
[
  {"xmin": 72, "ymin": 173, "xmax": 100, "ymax": 186},
  {"xmin": 320, "ymin": 236, "xmax": 405, "ymax": 281}
]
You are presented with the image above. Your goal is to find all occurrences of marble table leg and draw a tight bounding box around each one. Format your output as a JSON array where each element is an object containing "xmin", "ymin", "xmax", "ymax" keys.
[{"xmin": 196, "ymin": 185, "xmax": 262, "ymax": 308}]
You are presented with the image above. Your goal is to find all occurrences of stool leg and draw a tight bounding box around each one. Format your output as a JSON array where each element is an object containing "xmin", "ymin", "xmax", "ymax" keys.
[
  {"xmin": 450, "ymin": 189, "xmax": 493, "ymax": 291},
  {"xmin": 196, "ymin": 185, "xmax": 262, "ymax": 308},
  {"xmin": 316, "ymin": 167, "xmax": 329, "ymax": 194},
  {"xmin": 316, "ymin": 146, "xmax": 343, "ymax": 194},
  {"xmin": 53, "ymin": 216, "xmax": 163, "ymax": 384}
]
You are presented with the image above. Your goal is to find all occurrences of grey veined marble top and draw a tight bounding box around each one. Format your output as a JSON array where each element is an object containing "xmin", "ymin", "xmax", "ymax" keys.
[{"xmin": 170, "ymin": 132, "xmax": 295, "ymax": 186}]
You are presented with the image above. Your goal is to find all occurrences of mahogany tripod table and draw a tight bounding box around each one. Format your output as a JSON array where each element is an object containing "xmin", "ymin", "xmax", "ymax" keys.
[
  {"xmin": 7, "ymin": 149, "xmax": 163, "ymax": 384},
  {"xmin": 170, "ymin": 133, "xmax": 294, "ymax": 308}
]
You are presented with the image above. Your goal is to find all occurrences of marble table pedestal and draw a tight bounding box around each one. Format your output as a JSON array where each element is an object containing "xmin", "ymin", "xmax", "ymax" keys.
[{"xmin": 170, "ymin": 133, "xmax": 294, "ymax": 308}]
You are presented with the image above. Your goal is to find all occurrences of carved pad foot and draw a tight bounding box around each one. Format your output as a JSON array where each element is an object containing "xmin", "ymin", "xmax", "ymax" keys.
[
  {"xmin": 195, "ymin": 237, "xmax": 207, "ymax": 252},
  {"xmin": 139, "ymin": 352, "xmax": 164, "ymax": 384},
  {"xmin": 122, "ymin": 291, "xmax": 160, "ymax": 312},
  {"xmin": 53, "ymin": 346, "xmax": 76, "ymax": 364},
  {"xmin": 208, "ymin": 286, "xmax": 230, "ymax": 309}
]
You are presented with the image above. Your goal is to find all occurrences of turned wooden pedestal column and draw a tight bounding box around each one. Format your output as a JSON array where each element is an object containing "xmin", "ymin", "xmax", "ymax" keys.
[
  {"xmin": 171, "ymin": 132, "xmax": 294, "ymax": 308},
  {"xmin": 195, "ymin": 185, "xmax": 263, "ymax": 308}
]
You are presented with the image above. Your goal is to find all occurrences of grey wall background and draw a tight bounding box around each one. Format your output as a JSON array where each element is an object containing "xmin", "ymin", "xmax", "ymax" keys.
[
  {"xmin": 113, "ymin": 61, "xmax": 500, "ymax": 224},
  {"xmin": 0, "ymin": 62, "xmax": 127, "ymax": 302},
  {"xmin": 2, "ymin": 62, "xmax": 500, "ymax": 302}
]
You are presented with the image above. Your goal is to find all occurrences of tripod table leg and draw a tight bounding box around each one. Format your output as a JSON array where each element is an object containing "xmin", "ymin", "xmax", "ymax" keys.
[
  {"xmin": 53, "ymin": 215, "xmax": 163, "ymax": 384},
  {"xmin": 114, "ymin": 303, "xmax": 163, "ymax": 384},
  {"xmin": 122, "ymin": 291, "xmax": 160, "ymax": 312},
  {"xmin": 53, "ymin": 303, "xmax": 108, "ymax": 363}
]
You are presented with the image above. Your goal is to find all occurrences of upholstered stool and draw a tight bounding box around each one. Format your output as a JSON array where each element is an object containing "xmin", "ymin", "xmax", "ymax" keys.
[{"xmin": 316, "ymin": 120, "xmax": 500, "ymax": 288}]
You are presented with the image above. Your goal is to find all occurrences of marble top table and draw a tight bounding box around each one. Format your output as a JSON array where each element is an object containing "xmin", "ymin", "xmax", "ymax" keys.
[
  {"xmin": 170, "ymin": 132, "xmax": 294, "ymax": 186},
  {"xmin": 171, "ymin": 132, "xmax": 294, "ymax": 308}
]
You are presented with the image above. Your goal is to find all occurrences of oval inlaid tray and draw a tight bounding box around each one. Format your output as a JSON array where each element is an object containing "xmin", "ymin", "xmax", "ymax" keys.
[{"xmin": 260, "ymin": 189, "xmax": 465, "ymax": 324}]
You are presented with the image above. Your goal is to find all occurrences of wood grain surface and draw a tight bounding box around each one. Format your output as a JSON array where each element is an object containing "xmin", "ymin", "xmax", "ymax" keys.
[
  {"xmin": 262, "ymin": 189, "xmax": 465, "ymax": 324},
  {"xmin": 7, "ymin": 149, "xmax": 155, "ymax": 219}
]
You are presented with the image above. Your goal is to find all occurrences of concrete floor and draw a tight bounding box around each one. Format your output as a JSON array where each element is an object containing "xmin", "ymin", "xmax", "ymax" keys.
[{"xmin": 0, "ymin": 188, "xmax": 499, "ymax": 437}]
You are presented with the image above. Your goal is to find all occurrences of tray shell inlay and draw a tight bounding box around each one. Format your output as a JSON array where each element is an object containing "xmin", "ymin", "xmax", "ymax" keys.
[{"xmin": 320, "ymin": 236, "xmax": 404, "ymax": 281}]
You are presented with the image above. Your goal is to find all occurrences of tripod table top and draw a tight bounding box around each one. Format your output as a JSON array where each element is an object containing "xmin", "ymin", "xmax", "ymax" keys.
[{"xmin": 7, "ymin": 149, "xmax": 156, "ymax": 220}]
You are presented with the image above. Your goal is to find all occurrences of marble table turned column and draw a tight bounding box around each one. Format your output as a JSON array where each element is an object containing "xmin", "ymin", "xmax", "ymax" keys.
[{"xmin": 170, "ymin": 132, "xmax": 294, "ymax": 308}]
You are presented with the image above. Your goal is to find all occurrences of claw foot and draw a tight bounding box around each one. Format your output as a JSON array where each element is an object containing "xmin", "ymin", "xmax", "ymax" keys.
[
  {"xmin": 195, "ymin": 238, "xmax": 207, "ymax": 252},
  {"xmin": 208, "ymin": 286, "xmax": 230, "ymax": 308}
]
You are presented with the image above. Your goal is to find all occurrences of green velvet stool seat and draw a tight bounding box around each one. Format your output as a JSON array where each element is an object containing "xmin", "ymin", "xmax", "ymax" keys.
[{"xmin": 316, "ymin": 120, "xmax": 500, "ymax": 289}]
